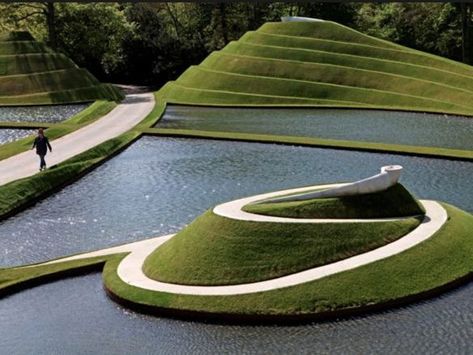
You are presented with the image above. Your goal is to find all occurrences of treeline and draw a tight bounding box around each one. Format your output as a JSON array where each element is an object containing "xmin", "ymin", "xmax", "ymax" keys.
[{"xmin": 0, "ymin": 2, "xmax": 472, "ymax": 86}]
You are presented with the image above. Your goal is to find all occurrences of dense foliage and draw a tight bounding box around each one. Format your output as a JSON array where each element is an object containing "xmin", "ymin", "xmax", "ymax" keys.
[{"xmin": 0, "ymin": 2, "xmax": 471, "ymax": 85}]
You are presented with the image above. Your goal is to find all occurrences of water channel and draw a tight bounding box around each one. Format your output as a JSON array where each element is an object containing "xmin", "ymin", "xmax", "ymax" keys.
[
  {"xmin": 0, "ymin": 136, "xmax": 472, "ymax": 353},
  {"xmin": 0, "ymin": 128, "xmax": 34, "ymax": 144},
  {"xmin": 158, "ymin": 106, "xmax": 473, "ymax": 150},
  {"xmin": 0, "ymin": 104, "xmax": 89, "ymax": 123}
]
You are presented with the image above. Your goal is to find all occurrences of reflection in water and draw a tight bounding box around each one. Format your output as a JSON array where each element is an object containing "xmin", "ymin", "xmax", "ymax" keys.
[
  {"xmin": 0, "ymin": 137, "xmax": 472, "ymax": 353},
  {"xmin": 0, "ymin": 128, "xmax": 34, "ymax": 144},
  {"xmin": 0, "ymin": 104, "xmax": 88, "ymax": 123},
  {"xmin": 158, "ymin": 106, "xmax": 473, "ymax": 150}
]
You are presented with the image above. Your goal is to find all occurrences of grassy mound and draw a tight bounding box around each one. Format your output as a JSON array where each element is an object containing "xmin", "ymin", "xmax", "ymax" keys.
[
  {"xmin": 143, "ymin": 210, "xmax": 420, "ymax": 285},
  {"xmin": 105, "ymin": 204, "xmax": 473, "ymax": 321},
  {"xmin": 158, "ymin": 20, "xmax": 473, "ymax": 116},
  {"xmin": 244, "ymin": 183, "xmax": 425, "ymax": 219},
  {"xmin": 0, "ymin": 31, "xmax": 123, "ymax": 104}
]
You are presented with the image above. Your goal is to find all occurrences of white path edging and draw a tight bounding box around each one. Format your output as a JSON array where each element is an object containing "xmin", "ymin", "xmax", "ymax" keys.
[
  {"xmin": 0, "ymin": 93, "xmax": 155, "ymax": 186},
  {"xmin": 213, "ymin": 183, "xmax": 416, "ymax": 223},
  {"xmin": 114, "ymin": 200, "xmax": 446, "ymax": 296}
]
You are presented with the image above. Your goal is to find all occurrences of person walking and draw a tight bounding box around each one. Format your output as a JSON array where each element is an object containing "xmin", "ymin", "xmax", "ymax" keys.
[{"xmin": 32, "ymin": 128, "xmax": 52, "ymax": 171}]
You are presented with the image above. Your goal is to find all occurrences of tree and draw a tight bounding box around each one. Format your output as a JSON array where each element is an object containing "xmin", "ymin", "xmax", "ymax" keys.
[
  {"xmin": 54, "ymin": 3, "xmax": 130, "ymax": 79},
  {"xmin": 0, "ymin": 2, "xmax": 56, "ymax": 48},
  {"xmin": 461, "ymin": 3, "xmax": 472, "ymax": 64},
  {"xmin": 355, "ymin": 3, "xmax": 465, "ymax": 63}
]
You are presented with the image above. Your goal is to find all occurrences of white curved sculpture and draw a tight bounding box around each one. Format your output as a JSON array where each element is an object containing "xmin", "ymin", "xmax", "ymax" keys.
[
  {"xmin": 263, "ymin": 165, "xmax": 403, "ymax": 204},
  {"xmin": 281, "ymin": 16, "xmax": 325, "ymax": 23}
]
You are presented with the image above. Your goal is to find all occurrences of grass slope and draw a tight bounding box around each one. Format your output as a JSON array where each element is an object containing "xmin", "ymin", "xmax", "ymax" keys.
[
  {"xmin": 143, "ymin": 210, "xmax": 420, "ymax": 285},
  {"xmin": 158, "ymin": 21, "xmax": 473, "ymax": 116},
  {"xmin": 0, "ymin": 31, "xmax": 123, "ymax": 104},
  {"xmin": 244, "ymin": 183, "xmax": 425, "ymax": 219},
  {"xmin": 105, "ymin": 203, "xmax": 473, "ymax": 319}
]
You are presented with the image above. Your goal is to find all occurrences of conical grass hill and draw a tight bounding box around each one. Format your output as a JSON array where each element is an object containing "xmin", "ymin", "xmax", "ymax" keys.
[
  {"xmin": 0, "ymin": 31, "xmax": 123, "ymax": 105},
  {"xmin": 142, "ymin": 183, "xmax": 425, "ymax": 286},
  {"xmin": 158, "ymin": 19, "xmax": 473, "ymax": 116}
]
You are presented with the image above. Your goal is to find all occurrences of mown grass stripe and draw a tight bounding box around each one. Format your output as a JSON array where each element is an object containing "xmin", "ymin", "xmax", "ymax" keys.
[
  {"xmin": 205, "ymin": 51, "xmax": 473, "ymax": 96},
  {"xmin": 178, "ymin": 67, "xmax": 473, "ymax": 113},
  {"xmin": 248, "ymin": 31, "xmax": 473, "ymax": 76},
  {"xmin": 224, "ymin": 41, "xmax": 473, "ymax": 83}
]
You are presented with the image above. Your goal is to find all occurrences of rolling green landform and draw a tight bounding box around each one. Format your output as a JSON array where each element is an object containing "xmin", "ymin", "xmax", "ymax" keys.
[
  {"xmin": 158, "ymin": 21, "xmax": 473, "ymax": 117},
  {"xmin": 142, "ymin": 210, "xmax": 421, "ymax": 285},
  {"xmin": 103, "ymin": 203, "xmax": 473, "ymax": 321},
  {"xmin": 0, "ymin": 31, "xmax": 123, "ymax": 105}
]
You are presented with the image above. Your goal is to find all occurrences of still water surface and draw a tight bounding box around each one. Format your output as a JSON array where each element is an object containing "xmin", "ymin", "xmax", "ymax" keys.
[
  {"xmin": 0, "ymin": 137, "xmax": 472, "ymax": 353},
  {"xmin": 0, "ymin": 128, "xmax": 34, "ymax": 144},
  {"xmin": 0, "ymin": 104, "xmax": 88, "ymax": 123},
  {"xmin": 158, "ymin": 106, "xmax": 473, "ymax": 150}
]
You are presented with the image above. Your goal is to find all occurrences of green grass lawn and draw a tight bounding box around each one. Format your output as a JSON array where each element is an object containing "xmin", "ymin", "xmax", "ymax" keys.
[
  {"xmin": 105, "ymin": 203, "xmax": 473, "ymax": 319},
  {"xmin": 244, "ymin": 183, "xmax": 425, "ymax": 219},
  {"xmin": 143, "ymin": 210, "xmax": 420, "ymax": 285},
  {"xmin": 158, "ymin": 20, "xmax": 473, "ymax": 116}
]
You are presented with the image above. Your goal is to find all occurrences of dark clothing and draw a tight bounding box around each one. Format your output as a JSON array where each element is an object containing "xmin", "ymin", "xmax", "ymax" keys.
[
  {"xmin": 39, "ymin": 154, "xmax": 46, "ymax": 169},
  {"xmin": 32, "ymin": 136, "xmax": 52, "ymax": 156}
]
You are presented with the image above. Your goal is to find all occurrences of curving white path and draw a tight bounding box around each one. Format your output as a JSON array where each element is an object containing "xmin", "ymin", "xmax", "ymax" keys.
[
  {"xmin": 115, "ymin": 200, "xmax": 446, "ymax": 296},
  {"xmin": 214, "ymin": 183, "xmax": 417, "ymax": 223},
  {"xmin": 0, "ymin": 93, "xmax": 155, "ymax": 187},
  {"xmin": 31, "ymin": 193, "xmax": 447, "ymax": 296}
]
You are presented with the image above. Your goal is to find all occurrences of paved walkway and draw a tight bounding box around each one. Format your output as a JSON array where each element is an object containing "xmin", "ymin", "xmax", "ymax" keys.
[
  {"xmin": 27, "ymin": 189, "xmax": 447, "ymax": 296},
  {"xmin": 0, "ymin": 93, "xmax": 155, "ymax": 187}
]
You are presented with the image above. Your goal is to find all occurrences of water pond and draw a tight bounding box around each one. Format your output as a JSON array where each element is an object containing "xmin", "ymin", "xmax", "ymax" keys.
[
  {"xmin": 158, "ymin": 106, "xmax": 473, "ymax": 150},
  {"xmin": 0, "ymin": 137, "xmax": 472, "ymax": 353},
  {"xmin": 0, "ymin": 104, "xmax": 88, "ymax": 123},
  {"xmin": 0, "ymin": 128, "xmax": 34, "ymax": 144}
]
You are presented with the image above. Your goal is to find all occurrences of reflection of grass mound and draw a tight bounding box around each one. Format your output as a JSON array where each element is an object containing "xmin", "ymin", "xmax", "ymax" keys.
[
  {"xmin": 0, "ymin": 31, "xmax": 123, "ymax": 105},
  {"xmin": 158, "ymin": 20, "xmax": 473, "ymax": 116},
  {"xmin": 244, "ymin": 183, "xmax": 425, "ymax": 219},
  {"xmin": 143, "ymin": 210, "xmax": 420, "ymax": 285}
]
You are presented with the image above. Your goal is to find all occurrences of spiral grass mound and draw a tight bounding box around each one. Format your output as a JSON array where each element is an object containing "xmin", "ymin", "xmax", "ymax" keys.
[
  {"xmin": 99, "ymin": 167, "xmax": 473, "ymax": 322},
  {"xmin": 0, "ymin": 31, "xmax": 123, "ymax": 105},
  {"xmin": 142, "ymin": 167, "xmax": 426, "ymax": 286},
  {"xmin": 158, "ymin": 19, "xmax": 473, "ymax": 116}
]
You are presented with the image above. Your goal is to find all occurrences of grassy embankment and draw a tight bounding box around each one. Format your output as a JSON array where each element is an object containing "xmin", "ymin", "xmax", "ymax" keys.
[
  {"xmin": 143, "ymin": 210, "xmax": 420, "ymax": 285},
  {"xmin": 104, "ymin": 203, "xmax": 473, "ymax": 320},
  {"xmin": 146, "ymin": 20, "xmax": 473, "ymax": 161},
  {"xmin": 156, "ymin": 21, "xmax": 473, "ymax": 116},
  {"xmin": 0, "ymin": 31, "xmax": 123, "ymax": 105}
]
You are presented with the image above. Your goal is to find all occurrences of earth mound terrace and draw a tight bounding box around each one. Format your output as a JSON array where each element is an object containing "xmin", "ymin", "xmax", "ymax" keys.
[
  {"xmin": 157, "ymin": 19, "xmax": 473, "ymax": 116},
  {"xmin": 0, "ymin": 31, "xmax": 123, "ymax": 105}
]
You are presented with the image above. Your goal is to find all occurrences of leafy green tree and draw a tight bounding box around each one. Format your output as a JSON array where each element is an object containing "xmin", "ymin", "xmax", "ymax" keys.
[
  {"xmin": 54, "ymin": 3, "xmax": 130, "ymax": 79},
  {"xmin": 355, "ymin": 3, "xmax": 465, "ymax": 62}
]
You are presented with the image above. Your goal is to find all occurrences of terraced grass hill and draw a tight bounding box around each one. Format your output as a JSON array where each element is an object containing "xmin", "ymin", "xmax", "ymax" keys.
[
  {"xmin": 158, "ymin": 20, "xmax": 473, "ymax": 116},
  {"xmin": 0, "ymin": 31, "xmax": 123, "ymax": 105}
]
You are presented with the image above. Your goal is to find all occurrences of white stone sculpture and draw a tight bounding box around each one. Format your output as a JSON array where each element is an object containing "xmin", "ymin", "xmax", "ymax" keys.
[
  {"xmin": 263, "ymin": 165, "xmax": 403, "ymax": 204},
  {"xmin": 281, "ymin": 16, "xmax": 325, "ymax": 23}
]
